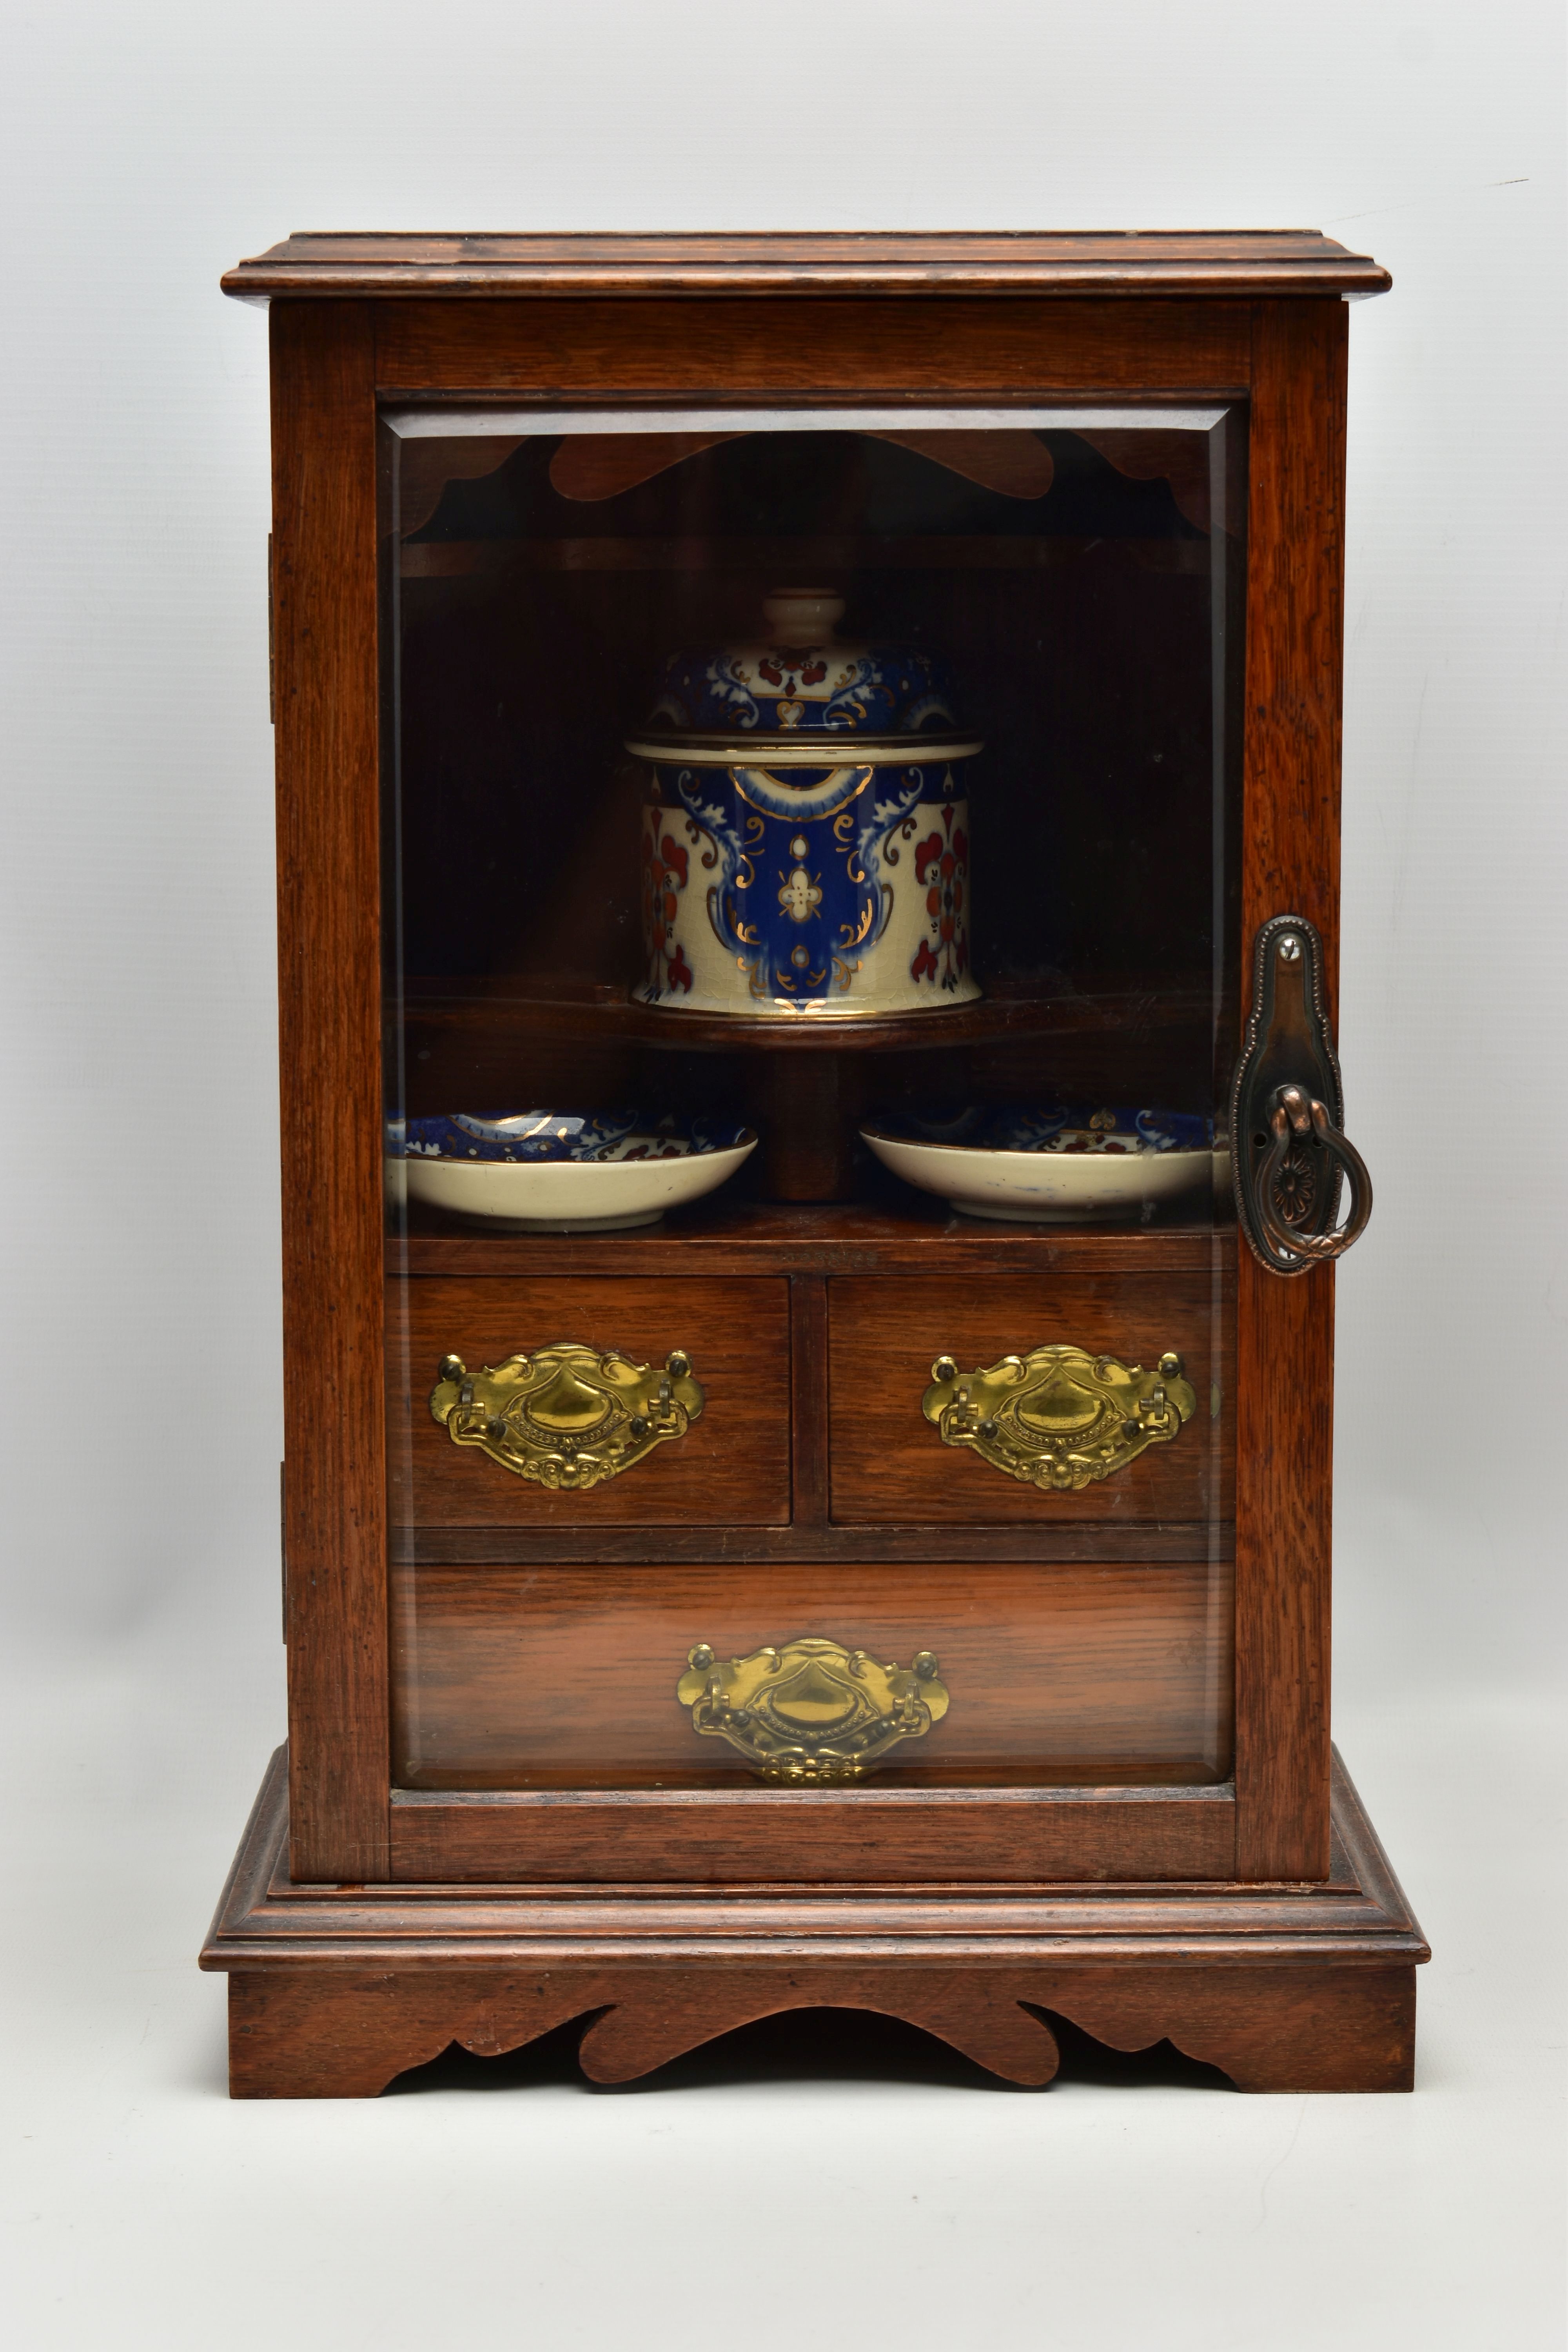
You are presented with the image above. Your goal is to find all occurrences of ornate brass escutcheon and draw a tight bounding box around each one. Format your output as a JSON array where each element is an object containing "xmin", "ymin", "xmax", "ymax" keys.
[
  {"xmin": 1231, "ymin": 913, "xmax": 1374, "ymax": 1274},
  {"xmin": 923, "ymin": 1343, "xmax": 1196, "ymax": 1491},
  {"xmin": 429, "ymin": 1342, "xmax": 703, "ymax": 1490},
  {"xmin": 676, "ymin": 1636, "xmax": 949, "ymax": 1783}
]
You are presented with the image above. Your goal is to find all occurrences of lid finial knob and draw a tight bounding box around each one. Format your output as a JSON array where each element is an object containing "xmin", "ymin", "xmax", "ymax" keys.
[{"xmin": 761, "ymin": 587, "xmax": 843, "ymax": 644}]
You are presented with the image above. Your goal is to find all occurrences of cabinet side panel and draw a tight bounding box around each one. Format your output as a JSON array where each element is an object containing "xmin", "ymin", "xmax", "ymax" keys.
[
  {"xmin": 272, "ymin": 300, "xmax": 390, "ymax": 1881},
  {"xmin": 1234, "ymin": 299, "xmax": 1347, "ymax": 1881}
]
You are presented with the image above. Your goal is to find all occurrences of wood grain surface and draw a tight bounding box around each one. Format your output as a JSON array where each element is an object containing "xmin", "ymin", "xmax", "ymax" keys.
[
  {"xmin": 207, "ymin": 1743, "xmax": 1420, "ymax": 1921},
  {"xmin": 206, "ymin": 1744, "xmax": 1422, "ymax": 2098},
  {"xmin": 399, "ymin": 1524, "xmax": 1234, "ymax": 1568},
  {"xmin": 388, "ymin": 1276, "xmax": 791, "ymax": 1528},
  {"xmin": 223, "ymin": 229, "xmax": 1391, "ymax": 303},
  {"xmin": 396, "ymin": 1201, "xmax": 1227, "ymax": 1281},
  {"xmin": 270, "ymin": 302, "xmax": 390, "ymax": 1884},
  {"xmin": 250, "ymin": 266, "xmax": 1374, "ymax": 1909},
  {"xmin": 387, "ymin": 1783, "xmax": 1238, "ymax": 1886},
  {"xmin": 828, "ymin": 1268, "xmax": 1232, "ymax": 1530},
  {"xmin": 372, "ymin": 297, "xmax": 1251, "ymax": 399},
  {"xmin": 390, "ymin": 1558, "xmax": 1234, "ymax": 1788},
  {"xmin": 398, "ymin": 982, "xmax": 1216, "ymax": 1056},
  {"xmin": 223, "ymin": 1958, "xmax": 1414, "ymax": 2096},
  {"xmin": 398, "ymin": 532, "xmax": 1217, "ymax": 581},
  {"xmin": 789, "ymin": 1274, "xmax": 831, "ymax": 1524},
  {"xmin": 1232, "ymin": 301, "xmax": 1349, "ymax": 1881}
]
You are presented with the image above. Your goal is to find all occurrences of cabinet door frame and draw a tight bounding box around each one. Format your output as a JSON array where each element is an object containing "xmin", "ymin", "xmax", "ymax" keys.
[{"xmin": 272, "ymin": 292, "xmax": 1344, "ymax": 1885}]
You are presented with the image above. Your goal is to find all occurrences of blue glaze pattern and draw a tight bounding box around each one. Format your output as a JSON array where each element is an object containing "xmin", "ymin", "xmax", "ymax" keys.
[
  {"xmin": 647, "ymin": 640, "xmax": 960, "ymax": 737},
  {"xmin": 642, "ymin": 752, "xmax": 971, "ymax": 1008},
  {"xmin": 632, "ymin": 592, "xmax": 982, "ymax": 1018},
  {"xmin": 387, "ymin": 1111, "xmax": 751, "ymax": 1164},
  {"xmin": 873, "ymin": 1105, "xmax": 1213, "ymax": 1154}
]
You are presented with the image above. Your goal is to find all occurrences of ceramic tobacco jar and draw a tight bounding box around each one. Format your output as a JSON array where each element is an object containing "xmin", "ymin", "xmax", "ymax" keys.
[{"xmin": 629, "ymin": 589, "xmax": 982, "ymax": 1018}]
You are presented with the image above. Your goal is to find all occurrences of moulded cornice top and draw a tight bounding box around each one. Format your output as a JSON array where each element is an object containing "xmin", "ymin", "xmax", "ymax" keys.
[{"xmin": 221, "ymin": 229, "xmax": 1391, "ymax": 303}]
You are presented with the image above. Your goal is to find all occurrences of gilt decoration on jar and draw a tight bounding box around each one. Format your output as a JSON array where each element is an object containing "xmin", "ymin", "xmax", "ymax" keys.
[{"xmin": 628, "ymin": 589, "xmax": 983, "ymax": 1019}]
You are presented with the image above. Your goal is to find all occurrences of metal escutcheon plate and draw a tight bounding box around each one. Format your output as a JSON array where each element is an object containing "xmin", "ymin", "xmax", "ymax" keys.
[
  {"xmin": 429, "ymin": 1342, "xmax": 703, "ymax": 1491},
  {"xmin": 676, "ymin": 1636, "xmax": 949, "ymax": 1783},
  {"xmin": 923, "ymin": 1343, "xmax": 1197, "ymax": 1490}
]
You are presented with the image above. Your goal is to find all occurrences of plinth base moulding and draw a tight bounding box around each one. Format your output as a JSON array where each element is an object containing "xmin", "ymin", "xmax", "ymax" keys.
[{"xmin": 203, "ymin": 1748, "xmax": 1426, "ymax": 2098}]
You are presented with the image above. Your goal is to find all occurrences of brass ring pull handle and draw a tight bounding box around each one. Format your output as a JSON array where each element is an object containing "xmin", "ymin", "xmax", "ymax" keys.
[
  {"xmin": 1250, "ymin": 1084, "xmax": 1374, "ymax": 1269},
  {"xmin": 429, "ymin": 1341, "xmax": 703, "ymax": 1491},
  {"xmin": 677, "ymin": 1636, "xmax": 949, "ymax": 1783},
  {"xmin": 1232, "ymin": 914, "xmax": 1376, "ymax": 1276},
  {"xmin": 924, "ymin": 1343, "xmax": 1196, "ymax": 1491}
]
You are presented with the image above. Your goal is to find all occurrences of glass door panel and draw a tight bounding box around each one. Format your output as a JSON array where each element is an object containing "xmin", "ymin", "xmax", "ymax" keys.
[{"xmin": 379, "ymin": 406, "xmax": 1244, "ymax": 1795}]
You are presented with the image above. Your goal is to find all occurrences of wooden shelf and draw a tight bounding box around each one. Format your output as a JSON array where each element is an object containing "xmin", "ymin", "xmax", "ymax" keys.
[
  {"xmin": 396, "ymin": 1522, "xmax": 1234, "ymax": 1568},
  {"xmin": 400, "ymin": 533, "xmax": 1212, "ymax": 579},
  {"xmin": 400, "ymin": 978, "xmax": 1215, "ymax": 1058},
  {"xmin": 391, "ymin": 1191, "xmax": 1229, "ymax": 1279}
]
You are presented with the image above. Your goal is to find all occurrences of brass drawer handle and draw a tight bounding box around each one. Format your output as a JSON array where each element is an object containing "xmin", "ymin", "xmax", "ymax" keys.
[
  {"xmin": 677, "ymin": 1636, "xmax": 949, "ymax": 1784},
  {"xmin": 923, "ymin": 1342, "xmax": 1196, "ymax": 1491},
  {"xmin": 429, "ymin": 1342, "xmax": 703, "ymax": 1491},
  {"xmin": 1232, "ymin": 914, "xmax": 1375, "ymax": 1274}
]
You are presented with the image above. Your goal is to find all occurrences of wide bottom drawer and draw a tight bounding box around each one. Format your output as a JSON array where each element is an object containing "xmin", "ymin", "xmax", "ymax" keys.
[{"xmin": 392, "ymin": 1558, "xmax": 1234, "ymax": 1790}]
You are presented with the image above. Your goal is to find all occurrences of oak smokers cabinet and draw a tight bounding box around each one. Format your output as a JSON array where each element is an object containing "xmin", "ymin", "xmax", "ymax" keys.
[{"xmin": 202, "ymin": 232, "xmax": 1427, "ymax": 2097}]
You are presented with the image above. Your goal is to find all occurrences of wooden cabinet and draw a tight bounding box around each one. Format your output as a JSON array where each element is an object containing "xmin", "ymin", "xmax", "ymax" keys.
[{"xmin": 202, "ymin": 231, "xmax": 1427, "ymax": 2098}]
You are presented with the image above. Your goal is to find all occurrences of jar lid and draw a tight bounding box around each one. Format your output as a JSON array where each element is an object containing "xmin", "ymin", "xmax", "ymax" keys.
[{"xmin": 630, "ymin": 590, "xmax": 977, "ymax": 752}]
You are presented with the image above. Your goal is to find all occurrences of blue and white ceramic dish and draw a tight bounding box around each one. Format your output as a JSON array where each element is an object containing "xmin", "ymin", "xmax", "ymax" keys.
[
  {"xmin": 387, "ymin": 1111, "xmax": 756, "ymax": 1230},
  {"xmin": 627, "ymin": 589, "xmax": 983, "ymax": 1021},
  {"xmin": 860, "ymin": 1105, "xmax": 1221, "ymax": 1223}
]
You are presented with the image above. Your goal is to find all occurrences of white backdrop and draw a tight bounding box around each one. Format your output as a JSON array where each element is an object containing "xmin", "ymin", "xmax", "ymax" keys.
[{"xmin": 2, "ymin": 5, "xmax": 1563, "ymax": 2348}]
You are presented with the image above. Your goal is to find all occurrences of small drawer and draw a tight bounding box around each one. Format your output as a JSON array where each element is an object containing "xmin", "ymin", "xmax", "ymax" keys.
[
  {"xmin": 828, "ymin": 1269, "xmax": 1232, "ymax": 1528},
  {"xmin": 392, "ymin": 1557, "xmax": 1234, "ymax": 1789},
  {"xmin": 388, "ymin": 1276, "xmax": 791, "ymax": 1528}
]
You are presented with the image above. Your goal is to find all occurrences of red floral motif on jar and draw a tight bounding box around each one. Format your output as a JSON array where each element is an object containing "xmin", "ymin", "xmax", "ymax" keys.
[
  {"xmin": 758, "ymin": 652, "xmax": 827, "ymax": 691},
  {"xmin": 910, "ymin": 806, "xmax": 971, "ymax": 991},
  {"xmin": 642, "ymin": 827, "xmax": 693, "ymax": 995}
]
